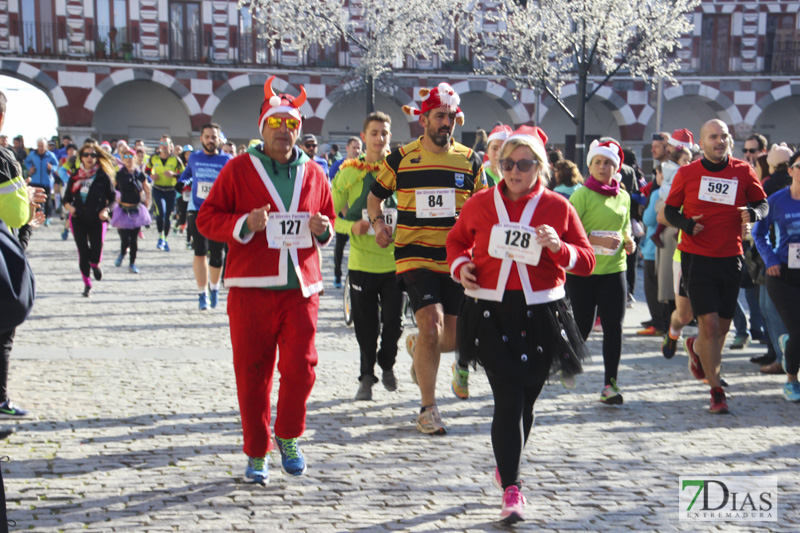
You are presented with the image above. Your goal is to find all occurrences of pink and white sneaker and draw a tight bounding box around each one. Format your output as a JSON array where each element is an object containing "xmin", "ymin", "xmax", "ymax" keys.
[{"xmin": 500, "ymin": 485, "xmax": 526, "ymax": 525}]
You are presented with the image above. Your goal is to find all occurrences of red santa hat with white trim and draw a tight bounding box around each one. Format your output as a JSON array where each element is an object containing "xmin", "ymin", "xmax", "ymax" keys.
[
  {"xmin": 403, "ymin": 83, "xmax": 465, "ymax": 125},
  {"xmin": 668, "ymin": 128, "xmax": 694, "ymax": 151},
  {"xmin": 586, "ymin": 139, "xmax": 624, "ymax": 173},
  {"xmin": 501, "ymin": 125, "xmax": 549, "ymax": 167},
  {"xmin": 487, "ymin": 124, "xmax": 513, "ymax": 144},
  {"xmin": 258, "ymin": 75, "xmax": 308, "ymax": 134}
]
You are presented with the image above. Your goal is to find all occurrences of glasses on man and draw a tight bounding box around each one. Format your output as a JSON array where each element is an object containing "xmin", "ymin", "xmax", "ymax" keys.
[
  {"xmin": 743, "ymin": 148, "xmax": 760, "ymax": 154},
  {"xmin": 159, "ymin": 142, "xmax": 170, "ymax": 146},
  {"xmin": 82, "ymin": 153, "xmax": 99, "ymax": 158},
  {"xmin": 266, "ymin": 116, "xmax": 301, "ymax": 130},
  {"xmin": 305, "ymin": 144, "xmax": 317, "ymax": 149},
  {"xmin": 500, "ymin": 158, "xmax": 538, "ymax": 172}
]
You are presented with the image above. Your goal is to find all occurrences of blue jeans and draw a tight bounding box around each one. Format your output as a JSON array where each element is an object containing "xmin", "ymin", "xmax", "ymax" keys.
[
  {"xmin": 732, "ymin": 286, "xmax": 764, "ymax": 338},
  {"xmin": 759, "ymin": 283, "xmax": 787, "ymax": 364}
]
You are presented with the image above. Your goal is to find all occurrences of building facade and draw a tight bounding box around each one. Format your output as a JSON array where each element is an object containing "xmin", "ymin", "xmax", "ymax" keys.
[{"xmin": 0, "ymin": 0, "xmax": 798, "ymax": 166}]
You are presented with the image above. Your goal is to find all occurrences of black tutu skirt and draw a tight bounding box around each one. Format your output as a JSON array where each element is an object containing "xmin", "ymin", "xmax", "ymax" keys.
[{"xmin": 456, "ymin": 291, "xmax": 589, "ymax": 387}]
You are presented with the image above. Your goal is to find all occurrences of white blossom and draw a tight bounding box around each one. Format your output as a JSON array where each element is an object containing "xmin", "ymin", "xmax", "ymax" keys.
[{"xmin": 242, "ymin": 0, "xmax": 480, "ymax": 103}]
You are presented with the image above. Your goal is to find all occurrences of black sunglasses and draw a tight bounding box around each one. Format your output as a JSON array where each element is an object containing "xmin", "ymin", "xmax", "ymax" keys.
[
  {"xmin": 82, "ymin": 152, "xmax": 99, "ymax": 158},
  {"xmin": 743, "ymin": 148, "xmax": 760, "ymax": 154},
  {"xmin": 500, "ymin": 158, "xmax": 538, "ymax": 172}
]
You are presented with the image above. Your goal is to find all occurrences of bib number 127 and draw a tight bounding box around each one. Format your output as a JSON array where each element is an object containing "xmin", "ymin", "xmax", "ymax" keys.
[{"xmin": 279, "ymin": 219, "xmax": 302, "ymax": 235}]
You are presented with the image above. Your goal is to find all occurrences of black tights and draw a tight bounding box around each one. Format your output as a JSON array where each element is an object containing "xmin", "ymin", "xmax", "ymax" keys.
[
  {"xmin": 118, "ymin": 228, "xmax": 139, "ymax": 265},
  {"xmin": 488, "ymin": 371, "xmax": 548, "ymax": 489},
  {"xmin": 71, "ymin": 217, "xmax": 106, "ymax": 283},
  {"xmin": 566, "ymin": 271, "xmax": 627, "ymax": 386}
]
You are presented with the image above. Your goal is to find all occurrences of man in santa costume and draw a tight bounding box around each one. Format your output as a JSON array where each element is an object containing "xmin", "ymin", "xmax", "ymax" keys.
[{"xmin": 197, "ymin": 76, "xmax": 335, "ymax": 484}]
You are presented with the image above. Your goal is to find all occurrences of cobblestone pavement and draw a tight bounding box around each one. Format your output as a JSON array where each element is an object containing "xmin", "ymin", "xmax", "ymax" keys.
[{"xmin": 3, "ymin": 225, "xmax": 798, "ymax": 532}]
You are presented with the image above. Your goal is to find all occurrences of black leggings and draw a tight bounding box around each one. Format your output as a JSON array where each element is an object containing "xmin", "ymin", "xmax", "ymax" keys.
[
  {"xmin": 71, "ymin": 217, "xmax": 106, "ymax": 283},
  {"xmin": 118, "ymin": 228, "xmax": 140, "ymax": 265},
  {"xmin": 766, "ymin": 268, "xmax": 800, "ymax": 375},
  {"xmin": 0, "ymin": 328, "xmax": 13, "ymax": 402},
  {"xmin": 487, "ymin": 370, "xmax": 548, "ymax": 489},
  {"xmin": 334, "ymin": 232, "xmax": 348, "ymax": 281},
  {"xmin": 566, "ymin": 271, "xmax": 627, "ymax": 386},
  {"xmin": 349, "ymin": 270, "xmax": 404, "ymax": 382}
]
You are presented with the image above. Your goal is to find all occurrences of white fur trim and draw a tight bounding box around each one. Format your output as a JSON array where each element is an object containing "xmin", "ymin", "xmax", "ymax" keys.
[
  {"xmin": 586, "ymin": 143, "xmax": 620, "ymax": 171},
  {"xmin": 450, "ymin": 255, "xmax": 471, "ymax": 281},
  {"xmin": 564, "ymin": 243, "xmax": 577, "ymax": 271},
  {"xmin": 504, "ymin": 133, "xmax": 547, "ymax": 166},
  {"xmin": 233, "ymin": 213, "xmax": 256, "ymax": 244}
]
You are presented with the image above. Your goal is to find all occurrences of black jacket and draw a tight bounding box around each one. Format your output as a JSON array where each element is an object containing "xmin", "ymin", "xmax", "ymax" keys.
[{"xmin": 63, "ymin": 169, "xmax": 116, "ymax": 222}]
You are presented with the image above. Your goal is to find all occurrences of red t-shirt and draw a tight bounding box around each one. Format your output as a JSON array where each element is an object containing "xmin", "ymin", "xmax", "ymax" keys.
[{"xmin": 665, "ymin": 157, "xmax": 766, "ymax": 258}]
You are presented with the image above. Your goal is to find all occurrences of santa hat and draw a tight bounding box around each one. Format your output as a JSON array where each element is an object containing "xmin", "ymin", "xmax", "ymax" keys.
[
  {"xmin": 586, "ymin": 139, "xmax": 624, "ymax": 173},
  {"xmin": 501, "ymin": 126, "xmax": 549, "ymax": 167},
  {"xmin": 258, "ymin": 76, "xmax": 307, "ymax": 133},
  {"xmin": 668, "ymin": 128, "xmax": 694, "ymax": 150},
  {"xmin": 403, "ymin": 83, "xmax": 465, "ymax": 125},
  {"xmin": 487, "ymin": 124, "xmax": 513, "ymax": 144}
]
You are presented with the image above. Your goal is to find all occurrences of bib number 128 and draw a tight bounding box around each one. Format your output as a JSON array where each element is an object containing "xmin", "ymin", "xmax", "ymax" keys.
[{"xmin": 504, "ymin": 229, "xmax": 531, "ymax": 248}]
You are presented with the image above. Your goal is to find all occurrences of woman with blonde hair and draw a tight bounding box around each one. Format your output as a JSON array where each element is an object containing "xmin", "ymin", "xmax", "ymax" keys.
[
  {"xmin": 447, "ymin": 126, "xmax": 595, "ymax": 524},
  {"xmin": 63, "ymin": 142, "xmax": 117, "ymax": 296}
]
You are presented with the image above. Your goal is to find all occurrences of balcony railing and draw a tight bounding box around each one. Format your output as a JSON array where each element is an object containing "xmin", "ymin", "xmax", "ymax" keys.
[{"xmin": 5, "ymin": 21, "xmax": 798, "ymax": 75}]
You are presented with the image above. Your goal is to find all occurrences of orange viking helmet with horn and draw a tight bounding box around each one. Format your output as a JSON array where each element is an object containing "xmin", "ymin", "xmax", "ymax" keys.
[{"xmin": 258, "ymin": 75, "xmax": 308, "ymax": 132}]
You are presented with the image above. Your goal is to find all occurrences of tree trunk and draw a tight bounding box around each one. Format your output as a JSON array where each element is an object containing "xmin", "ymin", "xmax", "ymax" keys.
[
  {"xmin": 576, "ymin": 70, "xmax": 587, "ymax": 175},
  {"xmin": 366, "ymin": 74, "xmax": 375, "ymax": 115}
]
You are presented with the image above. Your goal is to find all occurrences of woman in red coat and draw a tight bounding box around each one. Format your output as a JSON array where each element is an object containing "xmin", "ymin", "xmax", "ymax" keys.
[{"xmin": 446, "ymin": 126, "xmax": 595, "ymax": 525}]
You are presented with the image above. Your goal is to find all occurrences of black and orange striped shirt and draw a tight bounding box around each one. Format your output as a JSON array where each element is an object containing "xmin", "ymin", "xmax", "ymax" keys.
[{"xmin": 371, "ymin": 137, "xmax": 486, "ymax": 274}]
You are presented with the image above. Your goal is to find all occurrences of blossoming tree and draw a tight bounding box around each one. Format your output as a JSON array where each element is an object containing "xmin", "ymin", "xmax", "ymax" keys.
[{"xmin": 483, "ymin": 0, "xmax": 700, "ymax": 166}]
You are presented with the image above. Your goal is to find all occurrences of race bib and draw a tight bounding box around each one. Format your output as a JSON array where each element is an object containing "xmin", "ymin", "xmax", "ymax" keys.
[
  {"xmin": 789, "ymin": 243, "xmax": 800, "ymax": 269},
  {"xmin": 182, "ymin": 190, "xmax": 191, "ymax": 202},
  {"xmin": 590, "ymin": 230, "xmax": 621, "ymax": 256},
  {"xmin": 415, "ymin": 188, "xmax": 456, "ymax": 218},
  {"xmin": 362, "ymin": 208, "xmax": 397, "ymax": 236},
  {"xmin": 488, "ymin": 223, "xmax": 542, "ymax": 266},
  {"xmin": 266, "ymin": 212, "xmax": 312, "ymax": 249},
  {"xmin": 196, "ymin": 181, "xmax": 213, "ymax": 200},
  {"xmin": 698, "ymin": 176, "xmax": 738, "ymax": 206}
]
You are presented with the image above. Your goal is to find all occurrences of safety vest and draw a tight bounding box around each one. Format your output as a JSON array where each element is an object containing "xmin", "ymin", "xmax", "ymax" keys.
[{"xmin": 149, "ymin": 155, "xmax": 183, "ymax": 188}]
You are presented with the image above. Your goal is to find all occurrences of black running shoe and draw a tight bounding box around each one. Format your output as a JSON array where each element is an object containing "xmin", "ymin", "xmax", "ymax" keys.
[{"xmin": 662, "ymin": 334, "xmax": 678, "ymax": 359}]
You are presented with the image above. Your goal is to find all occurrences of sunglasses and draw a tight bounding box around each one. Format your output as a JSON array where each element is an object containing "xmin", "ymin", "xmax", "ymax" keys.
[
  {"xmin": 791, "ymin": 162, "xmax": 800, "ymax": 169},
  {"xmin": 159, "ymin": 142, "xmax": 170, "ymax": 146},
  {"xmin": 305, "ymin": 144, "xmax": 317, "ymax": 149},
  {"xmin": 266, "ymin": 116, "xmax": 301, "ymax": 130},
  {"xmin": 500, "ymin": 158, "xmax": 538, "ymax": 172},
  {"xmin": 82, "ymin": 152, "xmax": 99, "ymax": 158},
  {"xmin": 743, "ymin": 148, "xmax": 760, "ymax": 154},
  {"xmin": 122, "ymin": 154, "xmax": 134, "ymax": 159}
]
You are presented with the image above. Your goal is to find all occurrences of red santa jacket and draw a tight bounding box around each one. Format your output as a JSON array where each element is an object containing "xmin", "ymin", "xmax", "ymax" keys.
[
  {"xmin": 196, "ymin": 151, "xmax": 335, "ymax": 297},
  {"xmin": 447, "ymin": 182, "xmax": 595, "ymax": 304}
]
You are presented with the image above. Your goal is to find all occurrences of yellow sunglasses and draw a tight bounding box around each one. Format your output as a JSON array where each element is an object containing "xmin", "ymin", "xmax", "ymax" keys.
[{"xmin": 266, "ymin": 116, "xmax": 301, "ymax": 130}]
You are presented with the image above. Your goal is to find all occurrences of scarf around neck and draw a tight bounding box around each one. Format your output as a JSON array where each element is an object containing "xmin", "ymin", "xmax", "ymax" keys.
[
  {"xmin": 585, "ymin": 175, "xmax": 620, "ymax": 197},
  {"xmin": 71, "ymin": 164, "xmax": 99, "ymax": 194}
]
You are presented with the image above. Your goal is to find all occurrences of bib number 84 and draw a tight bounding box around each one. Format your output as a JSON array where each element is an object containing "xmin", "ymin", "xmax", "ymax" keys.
[{"xmin": 428, "ymin": 195, "xmax": 443, "ymax": 208}]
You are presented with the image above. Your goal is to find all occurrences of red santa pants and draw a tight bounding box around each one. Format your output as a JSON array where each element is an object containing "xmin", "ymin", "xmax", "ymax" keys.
[{"xmin": 227, "ymin": 287, "xmax": 319, "ymax": 458}]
